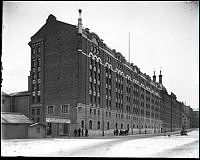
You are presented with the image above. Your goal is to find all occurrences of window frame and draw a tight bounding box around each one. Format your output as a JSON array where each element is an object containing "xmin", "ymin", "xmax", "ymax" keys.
[
  {"xmin": 60, "ymin": 104, "xmax": 70, "ymax": 114},
  {"xmin": 47, "ymin": 105, "xmax": 55, "ymax": 114}
]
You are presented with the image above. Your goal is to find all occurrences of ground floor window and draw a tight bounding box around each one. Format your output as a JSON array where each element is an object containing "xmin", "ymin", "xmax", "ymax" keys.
[
  {"xmin": 81, "ymin": 120, "xmax": 84, "ymax": 128},
  {"xmin": 127, "ymin": 124, "xmax": 129, "ymax": 130},
  {"xmin": 107, "ymin": 122, "xmax": 110, "ymax": 130},
  {"xmin": 89, "ymin": 120, "xmax": 92, "ymax": 129},
  {"xmin": 97, "ymin": 121, "xmax": 100, "ymax": 129}
]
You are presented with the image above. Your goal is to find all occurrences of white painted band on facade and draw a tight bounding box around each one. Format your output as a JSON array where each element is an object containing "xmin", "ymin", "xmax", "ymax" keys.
[{"xmin": 46, "ymin": 118, "xmax": 71, "ymax": 123}]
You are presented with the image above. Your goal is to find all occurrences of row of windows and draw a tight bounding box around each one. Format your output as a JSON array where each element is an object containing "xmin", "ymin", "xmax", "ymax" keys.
[
  {"xmin": 84, "ymin": 120, "xmax": 130, "ymax": 130},
  {"xmin": 91, "ymin": 44, "xmax": 100, "ymax": 55},
  {"xmin": 47, "ymin": 105, "xmax": 69, "ymax": 114},
  {"xmin": 89, "ymin": 52, "xmax": 159, "ymax": 97}
]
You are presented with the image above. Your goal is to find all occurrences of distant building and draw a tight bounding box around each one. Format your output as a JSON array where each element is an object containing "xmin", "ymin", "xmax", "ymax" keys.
[
  {"xmin": 191, "ymin": 110, "xmax": 199, "ymax": 128},
  {"xmin": 2, "ymin": 112, "xmax": 33, "ymax": 139},
  {"xmin": 1, "ymin": 92, "xmax": 11, "ymax": 112},
  {"xmin": 1, "ymin": 91, "xmax": 30, "ymax": 117}
]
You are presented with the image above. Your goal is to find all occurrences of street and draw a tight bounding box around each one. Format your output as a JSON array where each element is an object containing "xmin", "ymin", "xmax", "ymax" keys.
[{"xmin": 1, "ymin": 129, "xmax": 199, "ymax": 158}]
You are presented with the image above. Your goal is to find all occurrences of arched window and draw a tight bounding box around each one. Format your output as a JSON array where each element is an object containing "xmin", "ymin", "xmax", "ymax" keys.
[
  {"xmin": 107, "ymin": 122, "xmax": 110, "ymax": 130},
  {"xmin": 81, "ymin": 120, "xmax": 84, "ymax": 128},
  {"xmin": 115, "ymin": 123, "xmax": 118, "ymax": 129},
  {"xmin": 97, "ymin": 121, "xmax": 100, "ymax": 130},
  {"xmin": 89, "ymin": 120, "xmax": 92, "ymax": 129},
  {"xmin": 127, "ymin": 124, "xmax": 129, "ymax": 129},
  {"xmin": 121, "ymin": 123, "xmax": 123, "ymax": 129}
]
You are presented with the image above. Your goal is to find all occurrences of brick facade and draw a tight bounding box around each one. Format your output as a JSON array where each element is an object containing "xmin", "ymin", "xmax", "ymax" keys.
[{"xmin": 26, "ymin": 12, "xmax": 196, "ymax": 137}]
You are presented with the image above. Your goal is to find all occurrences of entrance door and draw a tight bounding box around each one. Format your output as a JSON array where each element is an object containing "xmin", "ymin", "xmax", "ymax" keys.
[
  {"xmin": 47, "ymin": 122, "xmax": 52, "ymax": 135},
  {"xmin": 63, "ymin": 123, "xmax": 69, "ymax": 135}
]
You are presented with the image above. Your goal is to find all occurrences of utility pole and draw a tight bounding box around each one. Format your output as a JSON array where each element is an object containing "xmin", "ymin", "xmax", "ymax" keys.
[
  {"xmin": 170, "ymin": 96, "xmax": 172, "ymax": 132},
  {"xmin": 128, "ymin": 32, "xmax": 130, "ymax": 63},
  {"xmin": 102, "ymin": 108, "xmax": 104, "ymax": 136}
]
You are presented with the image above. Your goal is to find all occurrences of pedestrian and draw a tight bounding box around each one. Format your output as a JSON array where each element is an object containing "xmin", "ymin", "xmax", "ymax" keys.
[
  {"xmin": 74, "ymin": 129, "xmax": 77, "ymax": 137},
  {"xmin": 81, "ymin": 128, "xmax": 84, "ymax": 137},
  {"xmin": 78, "ymin": 128, "xmax": 81, "ymax": 137},
  {"xmin": 85, "ymin": 128, "xmax": 88, "ymax": 137}
]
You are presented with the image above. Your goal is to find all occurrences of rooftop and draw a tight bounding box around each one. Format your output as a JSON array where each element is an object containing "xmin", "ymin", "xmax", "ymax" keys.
[{"xmin": 1, "ymin": 112, "xmax": 33, "ymax": 124}]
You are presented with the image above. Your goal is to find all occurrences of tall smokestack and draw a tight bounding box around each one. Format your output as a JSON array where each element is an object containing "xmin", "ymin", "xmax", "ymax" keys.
[
  {"xmin": 153, "ymin": 70, "xmax": 156, "ymax": 82},
  {"xmin": 159, "ymin": 70, "xmax": 162, "ymax": 84}
]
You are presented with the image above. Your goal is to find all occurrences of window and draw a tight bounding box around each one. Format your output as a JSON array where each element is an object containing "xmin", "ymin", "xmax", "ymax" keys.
[
  {"xmin": 94, "ymin": 109, "xmax": 96, "ymax": 115},
  {"xmin": 89, "ymin": 120, "xmax": 92, "ymax": 129},
  {"xmin": 37, "ymin": 84, "xmax": 41, "ymax": 90},
  {"xmin": 98, "ymin": 110, "xmax": 100, "ymax": 116},
  {"xmin": 127, "ymin": 124, "xmax": 129, "ymax": 129},
  {"xmin": 81, "ymin": 120, "xmax": 84, "ymax": 128},
  {"xmin": 37, "ymin": 109, "xmax": 40, "ymax": 115},
  {"xmin": 107, "ymin": 122, "xmax": 110, "ymax": 130},
  {"xmin": 47, "ymin": 106, "xmax": 54, "ymax": 114},
  {"xmin": 90, "ymin": 108, "xmax": 92, "ymax": 114},
  {"xmin": 97, "ymin": 121, "xmax": 100, "ymax": 130},
  {"xmin": 38, "ymin": 72, "xmax": 41, "ymax": 79},
  {"xmin": 121, "ymin": 123, "xmax": 123, "ymax": 129},
  {"xmin": 61, "ymin": 104, "xmax": 69, "ymax": 113},
  {"xmin": 37, "ymin": 95, "xmax": 41, "ymax": 103},
  {"xmin": 32, "ymin": 95, "xmax": 35, "ymax": 103},
  {"xmin": 90, "ymin": 95, "xmax": 93, "ymax": 104},
  {"xmin": 37, "ymin": 117, "xmax": 40, "ymax": 122},
  {"xmin": 32, "ymin": 109, "xmax": 35, "ymax": 115},
  {"xmin": 37, "ymin": 58, "xmax": 41, "ymax": 66},
  {"xmin": 98, "ymin": 97, "xmax": 100, "ymax": 105},
  {"xmin": 37, "ymin": 46, "xmax": 41, "ymax": 54},
  {"xmin": 32, "ymin": 59, "xmax": 36, "ymax": 67},
  {"xmin": 32, "ymin": 48, "xmax": 36, "ymax": 55}
]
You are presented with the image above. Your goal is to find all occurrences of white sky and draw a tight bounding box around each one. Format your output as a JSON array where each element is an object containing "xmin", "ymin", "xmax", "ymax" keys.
[{"xmin": 2, "ymin": 1, "xmax": 199, "ymax": 110}]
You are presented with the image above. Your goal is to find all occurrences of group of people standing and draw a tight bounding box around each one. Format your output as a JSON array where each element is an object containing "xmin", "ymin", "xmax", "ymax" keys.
[{"xmin": 74, "ymin": 128, "xmax": 88, "ymax": 137}]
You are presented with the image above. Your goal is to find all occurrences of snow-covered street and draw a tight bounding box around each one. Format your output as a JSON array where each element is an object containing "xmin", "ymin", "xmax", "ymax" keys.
[{"xmin": 1, "ymin": 129, "xmax": 199, "ymax": 158}]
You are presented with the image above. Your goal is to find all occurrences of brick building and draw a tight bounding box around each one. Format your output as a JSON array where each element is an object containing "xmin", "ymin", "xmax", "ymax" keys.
[
  {"xmin": 26, "ymin": 10, "xmax": 197, "ymax": 137},
  {"xmin": 28, "ymin": 11, "xmax": 163, "ymax": 137}
]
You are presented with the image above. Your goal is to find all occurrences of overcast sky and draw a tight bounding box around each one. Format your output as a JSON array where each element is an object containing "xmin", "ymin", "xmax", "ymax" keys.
[{"xmin": 2, "ymin": 1, "xmax": 199, "ymax": 110}]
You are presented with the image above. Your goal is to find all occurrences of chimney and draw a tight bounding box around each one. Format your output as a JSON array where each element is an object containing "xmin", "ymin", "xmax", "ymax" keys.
[
  {"xmin": 153, "ymin": 71, "xmax": 156, "ymax": 82},
  {"xmin": 159, "ymin": 70, "xmax": 162, "ymax": 84},
  {"xmin": 78, "ymin": 9, "xmax": 82, "ymax": 34}
]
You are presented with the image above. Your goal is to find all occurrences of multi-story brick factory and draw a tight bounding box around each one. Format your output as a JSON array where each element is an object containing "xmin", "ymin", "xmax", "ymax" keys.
[{"xmin": 23, "ymin": 9, "xmax": 196, "ymax": 137}]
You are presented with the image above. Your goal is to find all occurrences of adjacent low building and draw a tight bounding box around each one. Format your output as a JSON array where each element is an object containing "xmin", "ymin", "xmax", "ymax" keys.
[
  {"xmin": 1, "ymin": 112, "xmax": 33, "ymax": 139},
  {"xmin": 28, "ymin": 123, "xmax": 46, "ymax": 138}
]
